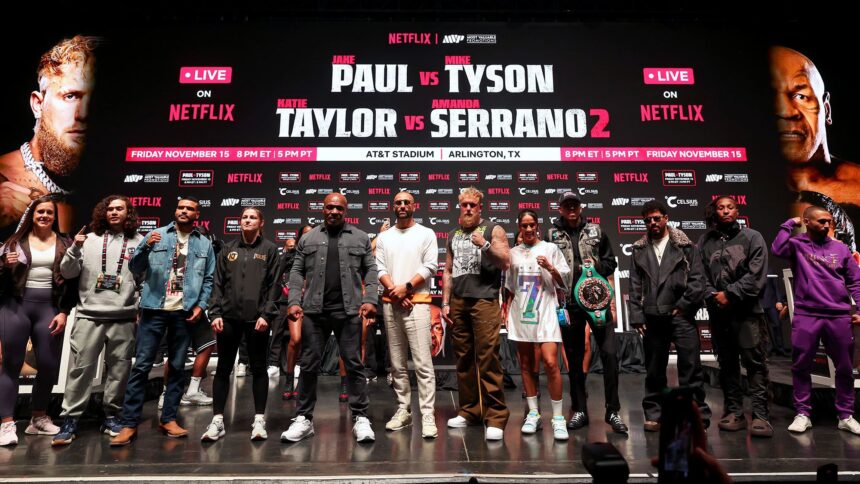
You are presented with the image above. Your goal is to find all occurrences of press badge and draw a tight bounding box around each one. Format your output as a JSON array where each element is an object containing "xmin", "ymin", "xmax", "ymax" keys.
[
  {"xmin": 96, "ymin": 273, "xmax": 122, "ymax": 293},
  {"xmin": 171, "ymin": 274, "xmax": 184, "ymax": 292}
]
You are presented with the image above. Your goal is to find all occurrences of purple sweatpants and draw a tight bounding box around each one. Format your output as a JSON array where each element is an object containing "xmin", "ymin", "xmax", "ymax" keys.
[{"xmin": 791, "ymin": 313, "xmax": 855, "ymax": 419}]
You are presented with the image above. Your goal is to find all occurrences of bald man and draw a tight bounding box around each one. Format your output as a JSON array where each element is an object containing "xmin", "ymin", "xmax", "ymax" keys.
[
  {"xmin": 772, "ymin": 206, "xmax": 860, "ymax": 435},
  {"xmin": 771, "ymin": 46, "xmax": 860, "ymax": 254},
  {"xmin": 281, "ymin": 193, "xmax": 379, "ymax": 443}
]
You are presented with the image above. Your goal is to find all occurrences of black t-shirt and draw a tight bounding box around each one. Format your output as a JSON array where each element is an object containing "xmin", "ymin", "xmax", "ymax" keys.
[{"xmin": 323, "ymin": 225, "xmax": 345, "ymax": 312}]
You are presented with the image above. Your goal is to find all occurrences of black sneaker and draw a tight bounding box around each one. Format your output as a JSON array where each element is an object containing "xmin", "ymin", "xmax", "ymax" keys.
[
  {"xmin": 606, "ymin": 412, "xmax": 629, "ymax": 434},
  {"xmin": 568, "ymin": 411, "xmax": 588, "ymax": 430}
]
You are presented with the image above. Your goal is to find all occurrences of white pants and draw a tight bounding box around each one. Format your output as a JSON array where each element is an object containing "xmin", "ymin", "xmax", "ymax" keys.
[{"xmin": 383, "ymin": 303, "xmax": 436, "ymax": 415}]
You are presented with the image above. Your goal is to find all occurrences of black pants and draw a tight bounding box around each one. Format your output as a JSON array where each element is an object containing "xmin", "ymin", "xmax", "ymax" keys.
[
  {"xmin": 561, "ymin": 308, "xmax": 620, "ymax": 416},
  {"xmin": 297, "ymin": 312, "xmax": 368, "ymax": 419},
  {"xmin": 641, "ymin": 315, "xmax": 711, "ymax": 423},
  {"xmin": 213, "ymin": 319, "xmax": 269, "ymax": 415},
  {"xmin": 711, "ymin": 311, "xmax": 770, "ymax": 420}
]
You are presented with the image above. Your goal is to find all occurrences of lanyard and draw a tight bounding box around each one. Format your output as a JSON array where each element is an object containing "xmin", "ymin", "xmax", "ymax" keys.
[{"xmin": 101, "ymin": 233, "xmax": 129, "ymax": 276}]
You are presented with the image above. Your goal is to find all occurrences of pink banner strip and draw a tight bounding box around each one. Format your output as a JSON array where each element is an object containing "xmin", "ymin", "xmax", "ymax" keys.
[
  {"xmin": 560, "ymin": 147, "xmax": 746, "ymax": 162},
  {"xmin": 126, "ymin": 147, "xmax": 317, "ymax": 162}
]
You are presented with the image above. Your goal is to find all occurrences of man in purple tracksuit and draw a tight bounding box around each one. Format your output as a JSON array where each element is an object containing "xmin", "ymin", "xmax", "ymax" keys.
[{"xmin": 771, "ymin": 206, "xmax": 860, "ymax": 434}]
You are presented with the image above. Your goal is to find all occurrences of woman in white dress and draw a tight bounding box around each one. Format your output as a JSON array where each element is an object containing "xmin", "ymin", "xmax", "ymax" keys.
[{"xmin": 503, "ymin": 209, "xmax": 570, "ymax": 440}]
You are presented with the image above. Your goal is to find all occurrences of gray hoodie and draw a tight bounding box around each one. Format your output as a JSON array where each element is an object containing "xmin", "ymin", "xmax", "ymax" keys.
[{"xmin": 60, "ymin": 231, "xmax": 143, "ymax": 320}]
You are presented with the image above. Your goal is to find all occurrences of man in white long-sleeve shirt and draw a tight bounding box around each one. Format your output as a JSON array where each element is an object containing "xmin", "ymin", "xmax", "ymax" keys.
[{"xmin": 375, "ymin": 191, "xmax": 439, "ymax": 438}]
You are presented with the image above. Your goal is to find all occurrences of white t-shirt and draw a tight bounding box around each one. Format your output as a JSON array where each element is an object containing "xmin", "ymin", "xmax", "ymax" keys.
[
  {"xmin": 504, "ymin": 241, "xmax": 570, "ymax": 343},
  {"xmin": 26, "ymin": 244, "xmax": 55, "ymax": 289},
  {"xmin": 163, "ymin": 231, "xmax": 190, "ymax": 311},
  {"xmin": 374, "ymin": 223, "xmax": 438, "ymax": 303},
  {"xmin": 653, "ymin": 234, "xmax": 670, "ymax": 265}
]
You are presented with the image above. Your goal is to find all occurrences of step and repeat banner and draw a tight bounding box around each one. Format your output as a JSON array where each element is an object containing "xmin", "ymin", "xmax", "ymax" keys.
[{"xmin": 3, "ymin": 22, "xmax": 858, "ymax": 364}]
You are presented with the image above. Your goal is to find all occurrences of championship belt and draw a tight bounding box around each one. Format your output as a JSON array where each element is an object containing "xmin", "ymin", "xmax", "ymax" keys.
[{"xmin": 573, "ymin": 261, "xmax": 613, "ymax": 327}]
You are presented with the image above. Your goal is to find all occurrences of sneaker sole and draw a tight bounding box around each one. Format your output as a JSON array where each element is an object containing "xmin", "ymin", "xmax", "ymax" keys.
[
  {"xmin": 251, "ymin": 433, "xmax": 268, "ymax": 441},
  {"xmin": 838, "ymin": 424, "xmax": 860, "ymax": 435},
  {"xmin": 447, "ymin": 421, "xmax": 469, "ymax": 429},
  {"xmin": 521, "ymin": 425, "xmax": 542, "ymax": 434},
  {"xmin": 788, "ymin": 425, "xmax": 811, "ymax": 433},
  {"xmin": 355, "ymin": 434, "xmax": 375, "ymax": 443},
  {"xmin": 385, "ymin": 422, "xmax": 412, "ymax": 431},
  {"xmin": 281, "ymin": 428, "xmax": 314, "ymax": 442},
  {"xmin": 422, "ymin": 431, "xmax": 438, "ymax": 439},
  {"xmin": 51, "ymin": 436, "xmax": 75, "ymax": 446},
  {"xmin": 25, "ymin": 428, "xmax": 59, "ymax": 436},
  {"xmin": 101, "ymin": 428, "xmax": 120, "ymax": 437},
  {"xmin": 201, "ymin": 431, "xmax": 225, "ymax": 442}
]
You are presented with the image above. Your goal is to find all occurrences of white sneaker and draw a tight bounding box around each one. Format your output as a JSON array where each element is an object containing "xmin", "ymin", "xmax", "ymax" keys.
[
  {"xmin": 251, "ymin": 416, "xmax": 268, "ymax": 441},
  {"xmin": 25, "ymin": 415, "xmax": 60, "ymax": 436},
  {"xmin": 281, "ymin": 416, "xmax": 314, "ymax": 442},
  {"xmin": 485, "ymin": 426, "xmax": 504, "ymax": 441},
  {"xmin": 353, "ymin": 416, "xmax": 375, "ymax": 442},
  {"xmin": 0, "ymin": 421, "xmax": 18, "ymax": 446},
  {"xmin": 235, "ymin": 363, "xmax": 247, "ymax": 377},
  {"xmin": 421, "ymin": 413, "xmax": 438, "ymax": 439},
  {"xmin": 838, "ymin": 416, "xmax": 860, "ymax": 435},
  {"xmin": 181, "ymin": 390, "xmax": 213, "ymax": 406},
  {"xmin": 447, "ymin": 415, "xmax": 470, "ymax": 428},
  {"xmin": 385, "ymin": 408, "xmax": 412, "ymax": 431},
  {"xmin": 551, "ymin": 416, "xmax": 569, "ymax": 441},
  {"xmin": 788, "ymin": 414, "xmax": 812, "ymax": 433},
  {"xmin": 200, "ymin": 418, "xmax": 226, "ymax": 442},
  {"xmin": 267, "ymin": 366, "xmax": 279, "ymax": 378},
  {"xmin": 521, "ymin": 410, "xmax": 542, "ymax": 434}
]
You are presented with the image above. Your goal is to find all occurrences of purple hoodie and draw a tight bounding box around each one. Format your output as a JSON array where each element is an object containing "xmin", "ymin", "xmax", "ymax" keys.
[{"xmin": 771, "ymin": 219, "xmax": 860, "ymax": 316}]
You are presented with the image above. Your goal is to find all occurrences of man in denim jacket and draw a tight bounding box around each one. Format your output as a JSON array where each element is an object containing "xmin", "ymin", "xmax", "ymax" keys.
[
  {"xmin": 111, "ymin": 196, "xmax": 215, "ymax": 445},
  {"xmin": 281, "ymin": 193, "xmax": 379, "ymax": 443}
]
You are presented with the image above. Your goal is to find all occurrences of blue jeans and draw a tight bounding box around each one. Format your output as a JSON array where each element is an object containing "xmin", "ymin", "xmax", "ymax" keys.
[{"xmin": 120, "ymin": 309, "xmax": 192, "ymax": 427}]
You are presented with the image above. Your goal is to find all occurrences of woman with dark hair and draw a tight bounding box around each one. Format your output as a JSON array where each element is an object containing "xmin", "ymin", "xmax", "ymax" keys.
[
  {"xmin": 502, "ymin": 209, "xmax": 570, "ymax": 440},
  {"xmin": 201, "ymin": 207, "xmax": 281, "ymax": 441},
  {"xmin": 0, "ymin": 195, "xmax": 76, "ymax": 446}
]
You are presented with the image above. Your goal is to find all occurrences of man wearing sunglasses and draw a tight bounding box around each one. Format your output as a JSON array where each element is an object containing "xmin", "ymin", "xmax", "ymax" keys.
[
  {"xmin": 628, "ymin": 200, "xmax": 710, "ymax": 432},
  {"xmin": 772, "ymin": 206, "xmax": 860, "ymax": 435}
]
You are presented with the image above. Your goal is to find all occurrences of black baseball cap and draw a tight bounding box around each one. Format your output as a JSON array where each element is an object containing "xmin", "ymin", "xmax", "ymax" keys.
[{"xmin": 558, "ymin": 191, "xmax": 581, "ymax": 206}]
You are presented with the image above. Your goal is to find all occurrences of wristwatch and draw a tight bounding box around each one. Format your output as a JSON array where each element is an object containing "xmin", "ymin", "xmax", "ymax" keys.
[
  {"xmin": 573, "ymin": 260, "xmax": 614, "ymax": 327},
  {"xmin": 405, "ymin": 282, "xmax": 414, "ymax": 293}
]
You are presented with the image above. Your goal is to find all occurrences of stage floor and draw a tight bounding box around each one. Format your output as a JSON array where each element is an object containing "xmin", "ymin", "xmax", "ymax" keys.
[{"xmin": 3, "ymin": 367, "xmax": 860, "ymax": 483}]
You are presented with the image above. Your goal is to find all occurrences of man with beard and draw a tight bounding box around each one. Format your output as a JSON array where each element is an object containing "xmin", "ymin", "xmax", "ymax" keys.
[
  {"xmin": 375, "ymin": 191, "xmax": 439, "ymax": 438},
  {"xmin": 280, "ymin": 193, "xmax": 379, "ymax": 443},
  {"xmin": 546, "ymin": 191, "xmax": 628, "ymax": 434},
  {"xmin": 771, "ymin": 46, "xmax": 860, "ymax": 255},
  {"xmin": 698, "ymin": 196, "xmax": 772, "ymax": 438},
  {"xmin": 442, "ymin": 186, "xmax": 511, "ymax": 441},
  {"xmin": 0, "ymin": 36, "xmax": 97, "ymax": 240},
  {"xmin": 110, "ymin": 197, "xmax": 215, "ymax": 446}
]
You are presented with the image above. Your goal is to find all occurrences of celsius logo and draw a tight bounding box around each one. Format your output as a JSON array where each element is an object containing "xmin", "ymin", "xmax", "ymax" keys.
[
  {"xmin": 519, "ymin": 188, "xmax": 539, "ymax": 195},
  {"xmin": 665, "ymin": 196, "xmax": 699, "ymax": 208},
  {"xmin": 442, "ymin": 34, "xmax": 464, "ymax": 44},
  {"xmin": 578, "ymin": 188, "xmax": 599, "ymax": 196},
  {"xmin": 339, "ymin": 188, "xmax": 360, "ymax": 195},
  {"xmin": 124, "ymin": 174, "xmax": 143, "ymax": 183},
  {"xmin": 130, "ymin": 197, "xmax": 161, "ymax": 207},
  {"xmin": 221, "ymin": 198, "xmax": 240, "ymax": 207},
  {"xmin": 399, "ymin": 188, "xmax": 421, "ymax": 195},
  {"xmin": 368, "ymin": 217, "xmax": 390, "ymax": 225},
  {"xmin": 307, "ymin": 217, "xmax": 324, "ymax": 225},
  {"xmin": 279, "ymin": 188, "xmax": 300, "ymax": 195},
  {"xmin": 612, "ymin": 198, "xmax": 630, "ymax": 206},
  {"xmin": 620, "ymin": 244, "xmax": 634, "ymax": 256},
  {"xmin": 489, "ymin": 217, "xmax": 512, "ymax": 224},
  {"xmin": 429, "ymin": 217, "xmax": 451, "ymax": 226},
  {"xmin": 705, "ymin": 174, "xmax": 723, "ymax": 182}
]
